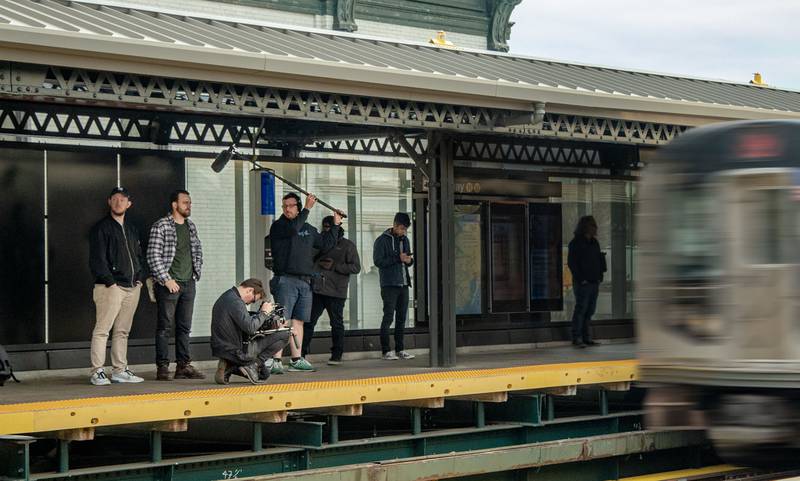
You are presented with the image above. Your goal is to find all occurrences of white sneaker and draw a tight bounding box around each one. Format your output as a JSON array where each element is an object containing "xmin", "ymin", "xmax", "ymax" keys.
[
  {"xmin": 90, "ymin": 370, "xmax": 111, "ymax": 386},
  {"xmin": 111, "ymin": 369, "xmax": 144, "ymax": 383},
  {"xmin": 382, "ymin": 351, "xmax": 399, "ymax": 360},
  {"xmin": 397, "ymin": 351, "xmax": 415, "ymax": 360}
]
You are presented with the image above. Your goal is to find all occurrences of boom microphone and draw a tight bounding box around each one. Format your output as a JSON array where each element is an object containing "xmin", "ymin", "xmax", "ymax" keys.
[{"xmin": 211, "ymin": 145, "xmax": 236, "ymax": 173}]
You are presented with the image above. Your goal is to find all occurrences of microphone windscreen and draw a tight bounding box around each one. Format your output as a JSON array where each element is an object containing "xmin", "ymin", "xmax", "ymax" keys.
[{"xmin": 211, "ymin": 147, "xmax": 233, "ymax": 172}]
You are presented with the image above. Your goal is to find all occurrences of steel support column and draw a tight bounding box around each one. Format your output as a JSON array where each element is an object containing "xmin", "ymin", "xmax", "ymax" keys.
[
  {"xmin": 57, "ymin": 440, "xmax": 69, "ymax": 473},
  {"xmin": 428, "ymin": 133, "xmax": 457, "ymax": 367},
  {"xmin": 428, "ymin": 133, "xmax": 440, "ymax": 367},
  {"xmin": 150, "ymin": 431, "xmax": 162, "ymax": 463},
  {"xmin": 253, "ymin": 423, "xmax": 263, "ymax": 452}
]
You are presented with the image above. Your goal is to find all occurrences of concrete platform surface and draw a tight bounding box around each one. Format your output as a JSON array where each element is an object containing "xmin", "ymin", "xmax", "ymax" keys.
[{"xmin": 0, "ymin": 343, "xmax": 635, "ymax": 405}]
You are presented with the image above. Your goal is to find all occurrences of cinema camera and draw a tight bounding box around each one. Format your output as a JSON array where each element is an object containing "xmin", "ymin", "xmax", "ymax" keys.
[{"xmin": 248, "ymin": 304, "xmax": 300, "ymax": 350}]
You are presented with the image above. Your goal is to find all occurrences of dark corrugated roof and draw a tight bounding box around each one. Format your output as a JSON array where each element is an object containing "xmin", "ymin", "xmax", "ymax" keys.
[{"xmin": 1, "ymin": 0, "xmax": 799, "ymax": 114}]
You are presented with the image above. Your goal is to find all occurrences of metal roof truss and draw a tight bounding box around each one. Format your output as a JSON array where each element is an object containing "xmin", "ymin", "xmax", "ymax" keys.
[{"xmin": 1, "ymin": 63, "xmax": 689, "ymax": 147}]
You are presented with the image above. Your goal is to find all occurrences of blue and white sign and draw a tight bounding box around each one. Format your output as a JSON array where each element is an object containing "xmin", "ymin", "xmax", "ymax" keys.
[{"xmin": 261, "ymin": 171, "xmax": 275, "ymax": 215}]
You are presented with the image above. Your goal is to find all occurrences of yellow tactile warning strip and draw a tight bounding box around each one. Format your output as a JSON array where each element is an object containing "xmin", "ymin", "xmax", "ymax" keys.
[
  {"xmin": 0, "ymin": 359, "xmax": 637, "ymax": 435},
  {"xmin": 616, "ymin": 465, "xmax": 740, "ymax": 480}
]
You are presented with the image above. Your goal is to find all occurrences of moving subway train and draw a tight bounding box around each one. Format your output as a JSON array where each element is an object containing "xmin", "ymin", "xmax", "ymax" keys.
[{"xmin": 637, "ymin": 120, "xmax": 800, "ymax": 465}]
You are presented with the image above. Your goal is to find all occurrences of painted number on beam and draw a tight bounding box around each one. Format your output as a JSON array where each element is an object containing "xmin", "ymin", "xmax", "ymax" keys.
[{"xmin": 222, "ymin": 469, "xmax": 242, "ymax": 479}]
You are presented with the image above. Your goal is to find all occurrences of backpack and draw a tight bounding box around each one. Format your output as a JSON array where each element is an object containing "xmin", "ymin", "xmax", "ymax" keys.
[{"xmin": 0, "ymin": 344, "xmax": 20, "ymax": 386}]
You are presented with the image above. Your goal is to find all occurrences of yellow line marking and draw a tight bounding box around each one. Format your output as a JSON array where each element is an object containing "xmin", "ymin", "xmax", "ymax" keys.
[
  {"xmin": 0, "ymin": 359, "xmax": 637, "ymax": 435},
  {"xmin": 617, "ymin": 465, "xmax": 741, "ymax": 481}
]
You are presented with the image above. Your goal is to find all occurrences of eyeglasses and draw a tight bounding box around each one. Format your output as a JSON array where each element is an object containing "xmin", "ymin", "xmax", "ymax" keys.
[{"xmin": 282, "ymin": 203, "xmax": 298, "ymax": 208}]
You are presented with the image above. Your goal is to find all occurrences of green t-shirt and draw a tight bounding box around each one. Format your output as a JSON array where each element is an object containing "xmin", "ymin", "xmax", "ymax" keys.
[{"xmin": 169, "ymin": 222, "xmax": 193, "ymax": 282}]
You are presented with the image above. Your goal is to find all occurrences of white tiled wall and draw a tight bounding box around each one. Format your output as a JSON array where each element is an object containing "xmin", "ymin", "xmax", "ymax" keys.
[{"xmin": 185, "ymin": 158, "xmax": 249, "ymax": 336}]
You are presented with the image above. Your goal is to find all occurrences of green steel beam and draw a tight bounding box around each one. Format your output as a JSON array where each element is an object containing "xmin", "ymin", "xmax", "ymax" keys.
[
  {"xmin": 485, "ymin": 394, "xmax": 542, "ymax": 425},
  {"xmin": 16, "ymin": 413, "xmax": 663, "ymax": 481},
  {"xmin": 0, "ymin": 436, "xmax": 34, "ymax": 481},
  {"xmin": 261, "ymin": 422, "xmax": 324, "ymax": 449},
  {"xmin": 245, "ymin": 430, "xmax": 708, "ymax": 481}
]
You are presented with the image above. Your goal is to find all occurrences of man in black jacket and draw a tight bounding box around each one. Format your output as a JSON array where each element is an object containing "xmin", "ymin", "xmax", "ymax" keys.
[
  {"xmin": 88, "ymin": 187, "xmax": 145, "ymax": 386},
  {"xmin": 268, "ymin": 192, "xmax": 341, "ymax": 373},
  {"xmin": 211, "ymin": 278, "xmax": 290, "ymax": 384},
  {"xmin": 303, "ymin": 216, "xmax": 361, "ymax": 365},
  {"xmin": 567, "ymin": 215, "xmax": 607, "ymax": 348},
  {"xmin": 373, "ymin": 212, "xmax": 415, "ymax": 360}
]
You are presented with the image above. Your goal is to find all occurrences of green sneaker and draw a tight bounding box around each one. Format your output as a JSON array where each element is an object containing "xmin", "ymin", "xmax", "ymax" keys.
[
  {"xmin": 270, "ymin": 360, "xmax": 285, "ymax": 375},
  {"xmin": 288, "ymin": 357, "xmax": 315, "ymax": 372}
]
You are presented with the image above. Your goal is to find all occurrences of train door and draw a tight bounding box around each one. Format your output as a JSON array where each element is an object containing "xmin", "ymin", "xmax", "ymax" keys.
[{"xmin": 725, "ymin": 169, "xmax": 800, "ymax": 361}]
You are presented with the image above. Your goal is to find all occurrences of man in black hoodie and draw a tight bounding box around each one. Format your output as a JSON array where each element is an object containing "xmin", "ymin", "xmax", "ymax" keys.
[
  {"xmin": 268, "ymin": 192, "xmax": 341, "ymax": 373},
  {"xmin": 303, "ymin": 216, "xmax": 361, "ymax": 365},
  {"xmin": 88, "ymin": 187, "xmax": 146, "ymax": 386},
  {"xmin": 567, "ymin": 215, "xmax": 607, "ymax": 348}
]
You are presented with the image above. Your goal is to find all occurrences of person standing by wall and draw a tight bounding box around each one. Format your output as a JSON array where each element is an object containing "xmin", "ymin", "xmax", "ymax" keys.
[
  {"xmin": 147, "ymin": 190, "xmax": 205, "ymax": 380},
  {"xmin": 567, "ymin": 215, "xmax": 606, "ymax": 348},
  {"xmin": 268, "ymin": 192, "xmax": 341, "ymax": 373},
  {"xmin": 303, "ymin": 215, "xmax": 361, "ymax": 365},
  {"xmin": 88, "ymin": 187, "xmax": 145, "ymax": 385},
  {"xmin": 373, "ymin": 212, "xmax": 415, "ymax": 360}
]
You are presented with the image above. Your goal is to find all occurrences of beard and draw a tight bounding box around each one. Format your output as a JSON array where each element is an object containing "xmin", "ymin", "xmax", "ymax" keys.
[{"xmin": 179, "ymin": 207, "xmax": 191, "ymax": 218}]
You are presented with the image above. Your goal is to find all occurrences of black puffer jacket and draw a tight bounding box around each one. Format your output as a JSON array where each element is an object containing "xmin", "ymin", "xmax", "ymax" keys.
[
  {"xmin": 89, "ymin": 215, "xmax": 145, "ymax": 287},
  {"xmin": 313, "ymin": 229, "xmax": 361, "ymax": 299}
]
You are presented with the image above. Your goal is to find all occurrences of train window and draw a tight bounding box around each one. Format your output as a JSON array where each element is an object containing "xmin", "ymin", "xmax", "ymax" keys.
[
  {"xmin": 665, "ymin": 187, "xmax": 722, "ymax": 279},
  {"xmin": 741, "ymin": 188, "xmax": 799, "ymax": 265}
]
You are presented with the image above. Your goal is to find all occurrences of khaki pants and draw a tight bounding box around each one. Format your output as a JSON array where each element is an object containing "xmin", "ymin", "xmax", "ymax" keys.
[{"xmin": 91, "ymin": 284, "xmax": 141, "ymax": 374}]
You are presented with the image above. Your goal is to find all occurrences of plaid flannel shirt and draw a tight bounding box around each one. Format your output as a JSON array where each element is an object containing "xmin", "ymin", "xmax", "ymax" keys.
[{"xmin": 147, "ymin": 215, "xmax": 203, "ymax": 284}]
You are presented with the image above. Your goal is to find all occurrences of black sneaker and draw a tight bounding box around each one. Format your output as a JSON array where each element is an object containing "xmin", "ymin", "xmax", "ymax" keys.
[
  {"xmin": 583, "ymin": 340, "xmax": 598, "ymax": 346},
  {"xmin": 238, "ymin": 363, "xmax": 264, "ymax": 384},
  {"xmin": 572, "ymin": 340, "xmax": 586, "ymax": 348},
  {"xmin": 327, "ymin": 357, "xmax": 342, "ymax": 366},
  {"xmin": 258, "ymin": 360, "xmax": 272, "ymax": 381}
]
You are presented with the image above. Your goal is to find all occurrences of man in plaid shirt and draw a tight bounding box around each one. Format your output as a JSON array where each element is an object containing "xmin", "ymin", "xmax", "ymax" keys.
[{"xmin": 147, "ymin": 189, "xmax": 205, "ymax": 381}]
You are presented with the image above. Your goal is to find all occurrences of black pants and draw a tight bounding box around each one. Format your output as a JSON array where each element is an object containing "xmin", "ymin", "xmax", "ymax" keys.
[
  {"xmin": 155, "ymin": 280, "xmax": 196, "ymax": 366},
  {"xmin": 242, "ymin": 330, "xmax": 291, "ymax": 365},
  {"xmin": 380, "ymin": 286, "xmax": 409, "ymax": 354},
  {"xmin": 304, "ymin": 294, "xmax": 346, "ymax": 360},
  {"xmin": 571, "ymin": 282, "xmax": 599, "ymax": 343}
]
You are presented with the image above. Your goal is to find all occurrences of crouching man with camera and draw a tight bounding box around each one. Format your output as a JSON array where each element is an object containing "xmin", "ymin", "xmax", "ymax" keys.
[{"xmin": 211, "ymin": 278, "xmax": 290, "ymax": 384}]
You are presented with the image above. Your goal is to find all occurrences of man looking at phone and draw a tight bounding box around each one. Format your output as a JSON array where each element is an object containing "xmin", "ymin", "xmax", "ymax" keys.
[{"xmin": 373, "ymin": 212, "xmax": 415, "ymax": 360}]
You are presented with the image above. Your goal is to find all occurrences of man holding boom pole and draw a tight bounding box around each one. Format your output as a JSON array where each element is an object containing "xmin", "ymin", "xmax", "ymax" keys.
[{"xmin": 268, "ymin": 192, "xmax": 342, "ymax": 373}]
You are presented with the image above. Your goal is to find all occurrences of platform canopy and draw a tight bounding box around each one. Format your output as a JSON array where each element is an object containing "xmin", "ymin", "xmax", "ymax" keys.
[{"xmin": 1, "ymin": 0, "xmax": 800, "ymax": 125}]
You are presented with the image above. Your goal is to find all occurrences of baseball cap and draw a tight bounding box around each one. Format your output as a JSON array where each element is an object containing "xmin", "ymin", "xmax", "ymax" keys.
[{"xmin": 108, "ymin": 186, "xmax": 131, "ymax": 199}]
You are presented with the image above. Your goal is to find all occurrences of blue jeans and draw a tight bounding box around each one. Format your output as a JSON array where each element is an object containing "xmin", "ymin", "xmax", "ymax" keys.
[
  {"xmin": 270, "ymin": 276, "xmax": 312, "ymax": 322},
  {"xmin": 571, "ymin": 282, "xmax": 599, "ymax": 343}
]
